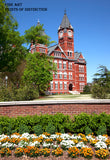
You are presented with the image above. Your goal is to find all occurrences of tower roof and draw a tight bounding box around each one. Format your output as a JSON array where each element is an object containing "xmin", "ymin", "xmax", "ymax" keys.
[
  {"xmin": 37, "ymin": 19, "xmax": 46, "ymax": 36},
  {"xmin": 58, "ymin": 10, "xmax": 73, "ymax": 31}
]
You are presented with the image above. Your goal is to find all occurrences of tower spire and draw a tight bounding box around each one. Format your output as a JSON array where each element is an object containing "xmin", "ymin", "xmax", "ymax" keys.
[
  {"xmin": 64, "ymin": 9, "xmax": 66, "ymax": 15},
  {"xmin": 58, "ymin": 11, "xmax": 73, "ymax": 31},
  {"xmin": 37, "ymin": 19, "xmax": 40, "ymax": 26}
]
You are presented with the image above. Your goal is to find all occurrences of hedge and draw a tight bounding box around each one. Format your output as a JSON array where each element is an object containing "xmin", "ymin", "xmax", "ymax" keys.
[{"xmin": 0, "ymin": 113, "xmax": 110, "ymax": 135}]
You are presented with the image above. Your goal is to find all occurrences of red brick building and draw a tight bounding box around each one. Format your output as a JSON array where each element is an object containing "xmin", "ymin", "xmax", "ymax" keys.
[{"xmin": 31, "ymin": 12, "xmax": 87, "ymax": 94}]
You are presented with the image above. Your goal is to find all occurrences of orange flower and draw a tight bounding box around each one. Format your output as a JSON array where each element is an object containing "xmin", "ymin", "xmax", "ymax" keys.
[
  {"xmin": 80, "ymin": 147, "xmax": 94, "ymax": 158},
  {"xmin": 45, "ymin": 138, "xmax": 53, "ymax": 143},
  {"xmin": 68, "ymin": 147, "xmax": 79, "ymax": 158},
  {"xmin": 95, "ymin": 149, "xmax": 109, "ymax": 159},
  {"xmin": 43, "ymin": 132, "xmax": 50, "ymax": 137},
  {"xmin": 52, "ymin": 147, "xmax": 63, "ymax": 157}
]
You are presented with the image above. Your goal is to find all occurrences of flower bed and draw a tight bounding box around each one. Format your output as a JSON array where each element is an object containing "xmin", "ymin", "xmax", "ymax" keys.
[{"xmin": 0, "ymin": 132, "xmax": 110, "ymax": 159}]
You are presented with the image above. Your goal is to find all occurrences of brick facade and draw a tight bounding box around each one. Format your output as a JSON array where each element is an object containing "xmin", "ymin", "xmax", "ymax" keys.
[
  {"xmin": 0, "ymin": 100, "xmax": 110, "ymax": 117},
  {"xmin": 31, "ymin": 11, "xmax": 87, "ymax": 94}
]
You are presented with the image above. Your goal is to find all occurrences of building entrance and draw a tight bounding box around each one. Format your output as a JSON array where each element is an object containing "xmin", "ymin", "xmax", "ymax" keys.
[{"xmin": 69, "ymin": 84, "xmax": 73, "ymax": 91}]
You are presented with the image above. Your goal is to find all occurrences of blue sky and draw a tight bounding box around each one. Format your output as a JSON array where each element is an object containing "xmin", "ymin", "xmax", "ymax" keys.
[{"xmin": 5, "ymin": 0, "xmax": 110, "ymax": 83}]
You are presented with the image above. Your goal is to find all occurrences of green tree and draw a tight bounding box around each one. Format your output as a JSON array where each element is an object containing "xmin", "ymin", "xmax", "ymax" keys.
[
  {"xmin": 83, "ymin": 84, "xmax": 91, "ymax": 94},
  {"xmin": 22, "ymin": 52, "xmax": 56, "ymax": 96},
  {"xmin": 0, "ymin": 0, "xmax": 26, "ymax": 73},
  {"xmin": 24, "ymin": 24, "xmax": 55, "ymax": 50},
  {"xmin": 92, "ymin": 65, "xmax": 110, "ymax": 98}
]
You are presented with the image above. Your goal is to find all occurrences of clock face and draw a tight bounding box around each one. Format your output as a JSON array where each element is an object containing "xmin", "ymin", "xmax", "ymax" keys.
[
  {"xmin": 59, "ymin": 31, "xmax": 63, "ymax": 37},
  {"xmin": 68, "ymin": 30, "xmax": 72, "ymax": 37}
]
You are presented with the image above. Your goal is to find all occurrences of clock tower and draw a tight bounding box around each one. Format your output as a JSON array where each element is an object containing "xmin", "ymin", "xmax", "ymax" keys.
[{"xmin": 58, "ymin": 10, "xmax": 74, "ymax": 59}]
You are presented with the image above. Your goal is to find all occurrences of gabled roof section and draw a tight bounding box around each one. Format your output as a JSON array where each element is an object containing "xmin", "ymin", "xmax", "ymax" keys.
[
  {"xmin": 48, "ymin": 44, "xmax": 68, "ymax": 59},
  {"xmin": 58, "ymin": 10, "xmax": 73, "ymax": 31},
  {"xmin": 48, "ymin": 44, "xmax": 58, "ymax": 55},
  {"xmin": 74, "ymin": 52, "xmax": 86, "ymax": 64},
  {"xmin": 74, "ymin": 52, "xmax": 81, "ymax": 60}
]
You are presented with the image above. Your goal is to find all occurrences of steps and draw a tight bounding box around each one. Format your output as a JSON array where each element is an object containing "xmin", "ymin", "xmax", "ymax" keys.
[{"xmin": 69, "ymin": 91, "xmax": 80, "ymax": 95}]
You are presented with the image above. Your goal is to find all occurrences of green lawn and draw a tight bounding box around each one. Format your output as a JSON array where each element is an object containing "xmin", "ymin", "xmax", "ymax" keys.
[{"xmin": 37, "ymin": 94, "xmax": 93, "ymax": 100}]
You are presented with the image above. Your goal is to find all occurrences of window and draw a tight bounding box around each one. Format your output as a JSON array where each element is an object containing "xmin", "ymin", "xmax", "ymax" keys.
[
  {"xmin": 71, "ymin": 73, "xmax": 72, "ymax": 79},
  {"xmin": 64, "ymin": 72, "xmax": 67, "ymax": 79},
  {"xmin": 59, "ymin": 72, "xmax": 62, "ymax": 79},
  {"xmin": 50, "ymin": 81, "xmax": 53, "ymax": 90},
  {"xmin": 68, "ymin": 62, "xmax": 72, "ymax": 70},
  {"xmin": 63, "ymin": 61, "xmax": 66, "ymax": 69},
  {"xmin": 54, "ymin": 52, "xmax": 61, "ymax": 57},
  {"xmin": 39, "ymin": 48, "xmax": 42, "ymax": 52},
  {"xmin": 55, "ymin": 82, "xmax": 58, "ymax": 90},
  {"xmin": 79, "ymin": 74, "xmax": 84, "ymax": 81},
  {"xmin": 59, "ymin": 61, "xmax": 62, "ymax": 69},
  {"xmin": 70, "ymin": 52, "xmax": 72, "ymax": 57},
  {"xmin": 80, "ymin": 83, "xmax": 85, "ymax": 91},
  {"xmin": 54, "ymin": 60, "xmax": 57, "ymax": 68},
  {"xmin": 60, "ymin": 82, "xmax": 63, "ymax": 90},
  {"xmin": 69, "ymin": 72, "xmax": 72, "ymax": 79},
  {"xmin": 64, "ymin": 82, "xmax": 67, "ymax": 90},
  {"xmin": 43, "ymin": 49, "xmax": 45, "ymax": 53},
  {"xmin": 79, "ymin": 65, "xmax": 84, "ymax": 72},
  {"xmin": 55, "ymin": 72, "xmax": 58, "ymax": 79},
  {"xmin": 68, "ymin": 51, "xmax": 73, "ymax": 57}
]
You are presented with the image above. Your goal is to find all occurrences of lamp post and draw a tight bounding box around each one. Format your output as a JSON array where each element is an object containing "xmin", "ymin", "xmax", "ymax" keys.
[{"xmin": 5, "ymin": 76, "xmax": 8, "ymax": 88}]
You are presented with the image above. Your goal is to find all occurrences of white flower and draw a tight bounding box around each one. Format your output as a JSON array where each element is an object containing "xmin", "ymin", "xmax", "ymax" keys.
[
  {"xmin": 11, "ymin": 134, "xmax": 20, "ymax": 139},
  {"xmin": 60, "ymin": 134, "xmax": 71, "ymax": 140},
  {"xmin": 95, "ymin": 141, "xmax": 107, "ymax": 149},
  {"xmin": 71, "ymin": 135, "xmax": 82, "ymax": 140},
  {"xmin": 76, "ymin": 142, "xmax": 88, "ymax": 149},
  {"xmin": 0, "ymin": 134, "xmax": 9, "ymax": 141},
  {"xmin": 50, "ymin": 134, "xmax": 59, "ymax": 140},
  {"xmin": 60, "ymin": 140, "xmax": 75, "ymax": 149},
  {"xmin": 96, "ymin": 135, "xmax": 108, "ymax": 142},
  {"xmin": 86, "ymin": 135, "xmax": 94, "ymax": 141},
  {"xmin": 39, "ymin": 134, "xmax": 48, "ymax": 139},
  {"xmin": 2, "ymin": 142, "xmax": 17, "ymax": 148},
  {"xmin": 28, "ymin": 141, "xmax": 40, "ymax": 147},
  {"xmin": 18, "ymin": 140, "xmax": 29, "ymax": 148},
  {"xmin": 20, "ymin": 133, "xmax": 30, "ymax": 139},
  {"xmin": 29, "ymin": 134, "xmax": 38, "ymax": 139},
  {"xmin": 42, "ymin": 142, "xmax": 52, "ymax": 148}
]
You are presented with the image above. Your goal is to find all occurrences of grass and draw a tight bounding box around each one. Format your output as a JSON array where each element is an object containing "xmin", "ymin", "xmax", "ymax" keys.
[{"xmin": 37, "ymin": 94, "xmax": 93, "ymax": 100}]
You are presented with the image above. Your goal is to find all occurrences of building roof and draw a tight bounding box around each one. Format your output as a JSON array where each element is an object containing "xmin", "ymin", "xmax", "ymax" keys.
[
  {"xmin": 58, "ymin": 10, "xmax": 73, "ymax": 31},
  {"xmin": 48, "ymin": 44, "xmax": 68, "ymax": 59},
  {"xmin": 48, "ymin": 44, "xmax": 58, "ymax": 55},
  {"xmin": 37, "ymin": 19, "xmax": 46, "ymax": 36},
  {"xmin": 74, "ymin": 52, "xmax": 81, "ymax": 60}
]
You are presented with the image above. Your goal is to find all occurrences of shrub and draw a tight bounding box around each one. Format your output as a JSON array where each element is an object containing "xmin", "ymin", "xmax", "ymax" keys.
[
  {"xmin": 0, "ymin": 86, "xmax": 15, "ymax": 101},
  {"xmin": 0, "ymin": 82, "xmax": 39, "ymax": 101},
  {"xmin": 0, "ymin": 113, "xmax": 110, "ymax": 135},
  {"xmin": 18, "ymin": 124, "xmax": 29, "ymax": 134},
  {"xmin": 72, "ymin": 113, "xmax": 91, "ymax": 133},
  {"xmin": 83, "ymin": 85, "xmax": 91, "ymax": 94},
  {"xmin": 85, "ymin": 126, "xmax": 93, "ymax": 135},
  {"xmin": 45, "ymin": 123, "xmax": 56, "ymax": 134},
  {"xmin": 33, "ymin": 125, "xmax": 43, "ymax": 136},
  {"xmin": 97, "ymin": 125, "xmax": 107, "ymax": 135},
  {"xmin": 0, "ymin": 124, "xmax": 2, "ymax": 134},
  {"xmin": 91, "ymin": 84, "xmax": 107, "ymax": 99},
  {"xmin": 16, "ymin": 85, "xmax": 39, "ymax": 101}
]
